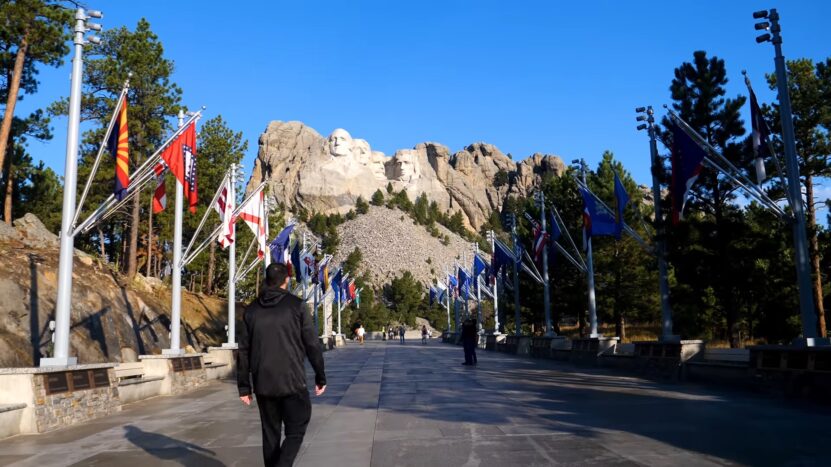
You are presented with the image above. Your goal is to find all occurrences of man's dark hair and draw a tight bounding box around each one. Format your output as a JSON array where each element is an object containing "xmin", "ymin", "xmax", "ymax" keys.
[{"xmin": 265, "ymin": 263, "xmax": 290, "ymax": 287}]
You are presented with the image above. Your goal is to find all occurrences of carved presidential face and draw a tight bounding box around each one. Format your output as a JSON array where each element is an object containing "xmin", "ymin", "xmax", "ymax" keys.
[
  {"xmin": 395, "ymin": 151, "xmax": 420, "ymax": 182},
  {"xmin": 328, "ymin": 128, "xmax": 353, "ymax": 158}
]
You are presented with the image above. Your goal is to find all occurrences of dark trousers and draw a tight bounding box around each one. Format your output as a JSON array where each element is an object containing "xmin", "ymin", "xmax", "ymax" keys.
[
  {"xmin": 463, "ymin": 341, "xmax": 478, "ymax": 364},
  {"xmin": 256, "ymin": 392, "xmax": 311, "ymax": 467}
]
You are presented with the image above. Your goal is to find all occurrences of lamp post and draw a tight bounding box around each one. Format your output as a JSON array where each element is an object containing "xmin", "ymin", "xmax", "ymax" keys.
[
  {"xmin": 42, "ymin": 8, "xmax": 104, "ymax": 367},
  {"xmin": 753, "ymin": 9, "xmax": 820, "ymax": 342},
  {"xmin": 636, "ymin": 106, "xmax": 677, "ymax": 342}
]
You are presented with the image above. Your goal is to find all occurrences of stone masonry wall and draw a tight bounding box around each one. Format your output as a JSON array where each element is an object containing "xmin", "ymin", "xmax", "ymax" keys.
[{"xmin": 31, "ymin": 369, "xmax": 120, "ymax": 433}]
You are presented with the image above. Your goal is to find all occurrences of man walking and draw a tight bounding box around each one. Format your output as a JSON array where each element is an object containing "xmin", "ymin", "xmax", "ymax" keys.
[{"xmin": 238, "ymin": 263, "xmax": 327, "ymax": 466}]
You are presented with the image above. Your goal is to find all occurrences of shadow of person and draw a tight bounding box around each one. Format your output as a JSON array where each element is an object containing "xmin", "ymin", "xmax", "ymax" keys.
[{"xmin": 124, "ymin": 425, "xmax": 225, "ymax": 466}]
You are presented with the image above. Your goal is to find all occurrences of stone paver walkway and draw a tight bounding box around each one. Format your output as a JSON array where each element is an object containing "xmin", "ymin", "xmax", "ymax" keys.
[{"xmin": 1, "ymin": 340, "xmax": 830, "ymax": 466}]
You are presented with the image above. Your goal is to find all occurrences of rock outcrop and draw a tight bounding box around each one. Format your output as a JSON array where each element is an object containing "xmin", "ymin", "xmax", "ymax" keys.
[
  {"xmin": 0, "ymin": 214, "xmax": 230, "ymax": 367},
  {"xmin": 248, "ymin": 121, "xmax": 566, "ymax": 231}
]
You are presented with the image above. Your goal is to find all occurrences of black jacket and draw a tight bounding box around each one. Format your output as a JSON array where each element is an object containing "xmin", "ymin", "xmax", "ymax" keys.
[
  {"xmin": 461, "ymin": 321, "xmax": 477, "ymax": 345},
  {"xmin": 237, "ymin": 285, "xmax": 326, "ymax": 397}
]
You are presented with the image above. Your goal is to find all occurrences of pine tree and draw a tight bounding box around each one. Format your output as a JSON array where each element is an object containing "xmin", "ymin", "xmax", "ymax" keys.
[
  {"xmin": 0, "ymin": 0, "xmax": 70, "ymax": 223},
  {"xmin": 662, "ymin": 51, "xmax": 748, "ymax": 347}
]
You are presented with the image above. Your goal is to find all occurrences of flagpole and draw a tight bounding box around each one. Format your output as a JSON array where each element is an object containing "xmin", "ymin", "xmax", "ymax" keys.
[
  {"xmin": 164, "ymin": 110, "xmax": 186, "ymax": 356},
  {"xmin": 445, "ymin": 267, "xmax": 451, "ymax": 332},
  {"xmin": 473, "ymin": 243, "xmax": 483, "ymax": 333},
  {"xmin": 536, "ymin": 191, "xmax": 554, "ymax": 336},
  {"xmin": 224, "ymin": 163, "xmax": 238, "ymax": 348},
  {"xmin": 488, "ymin": 230, "xmax": 501, "ymax": 334},
  {"xmin": 509, "ymin": 213, "xmax": 522, "ymax": 336},
  {"xmin": 576, "ymin": 159, "xmax": 600, "ymax": 338},
  {"xmin": 637, "ymin": 106, "xmax": 676, "ymax": 341}
]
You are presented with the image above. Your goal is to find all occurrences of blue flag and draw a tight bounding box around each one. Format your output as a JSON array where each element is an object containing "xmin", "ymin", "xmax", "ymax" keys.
[
  {"xmin": 290, "ymin": 242, "xmax": 302, "ymax": 281},
  {"xmin": 458, "ymin": 267, "xmax": 471, "ymax": 300},
  {"xmin": 613, "ymin": 172, "xmax": 629, "ymax": 240},
  {"xmin": 580, "ymin": 188, "xmax": 617, "ymax": 238},
  {"xmin": 270, "ymin": 224, "xmax": 295, "ymax": 265},
  {"xmin": 670, "ymin": 121, "xmax": 706, "ymax": 225},
  {"xmin": 331, "ymin": 269, "xmax": 342, "ymax": 300},
  {"xmin": 492, "ymin": 241, "xmax": 515, "ymax": 281}
]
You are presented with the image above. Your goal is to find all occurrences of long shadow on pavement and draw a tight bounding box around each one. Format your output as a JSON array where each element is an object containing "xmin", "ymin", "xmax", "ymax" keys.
[
  {"xmin": 305, "ymin": 341, "xmax": 831, "ymax": 466},
  {"xmin": 123, "ymin": 424, "xmax": 226, "ymax": 467}
]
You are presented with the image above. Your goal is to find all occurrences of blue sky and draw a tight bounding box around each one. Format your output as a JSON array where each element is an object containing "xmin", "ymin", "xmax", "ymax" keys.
[{"xmin": 15, "ymin": 0, "xmax": 831, "ymax": 211}]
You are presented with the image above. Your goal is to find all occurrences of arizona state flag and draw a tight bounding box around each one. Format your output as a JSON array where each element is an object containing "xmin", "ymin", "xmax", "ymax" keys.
[
  {"xmin": 109, "ymin": 100, "xmax": 130, "ymax": 201},
  {"xmin": 160, "ymin": 122, "xmax": 198, "ymax": 213}
]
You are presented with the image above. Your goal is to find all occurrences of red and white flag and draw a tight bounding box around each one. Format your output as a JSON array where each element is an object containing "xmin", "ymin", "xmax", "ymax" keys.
[
  {"xmin": 213, "ymin": 178, "xmax": 235, "ymax": 249},
  {"xmin": 152, "ymin": 163, "xmax": 167, "ymax": 214},
  {"xmin": 160, "ymin": 122, "xmax": 198, "ymax": 213},
  {"xmin": 237, "ymin": 188, "xmax": 266, "ymax": 259}
]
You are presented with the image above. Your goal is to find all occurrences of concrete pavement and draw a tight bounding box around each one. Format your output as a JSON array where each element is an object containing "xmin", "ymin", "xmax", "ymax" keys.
[{"xmin": 0, "ymin": 340, "xmax": 829, "ymax": 466}]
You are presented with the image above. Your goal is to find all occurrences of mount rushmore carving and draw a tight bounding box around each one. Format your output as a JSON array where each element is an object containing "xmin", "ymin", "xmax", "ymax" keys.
[{"xmin": 247, "ymin": 121, "xmax": 566, "ymax": 230}]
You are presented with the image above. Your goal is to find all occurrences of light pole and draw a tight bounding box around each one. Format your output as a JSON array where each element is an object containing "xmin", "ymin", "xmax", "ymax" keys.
[
  {"xmin": 534, "ymin": 190, "xmax": 554, "ymax": 336},
  {"xmin": 636, "ymin": 106, "xmax": 676, "ymax": 342},
  {"xmin": 573, "ymin": 158, "xmax": 599, "ymax": 338},
  {"xmin": 42, "ymin": 8, "xmax": 103, "ymax": 367},
  {"xmin": 753, "ymin": 9, "xmax": 820, "ymax": 342}
]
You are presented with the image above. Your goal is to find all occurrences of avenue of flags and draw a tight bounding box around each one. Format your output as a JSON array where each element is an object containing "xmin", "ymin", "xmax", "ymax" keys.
[{"xmin": 69, "ymin": 65, "xmax": 804, "ymax": 340}]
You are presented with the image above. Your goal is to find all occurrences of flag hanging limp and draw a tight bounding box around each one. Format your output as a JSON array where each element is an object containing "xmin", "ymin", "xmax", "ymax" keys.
[
  {"xmin": 152, "ymin": 163, "xmax": 167, "ymax": 214},
  {"xmin": 214, "ymin": 177, "xmax": 235, "ymax": 248},
  {"xmin": 669, "ymin": 121, "xmax": 707, "ymax": 224},
  {"xmin": 238, "ymin": 190, "xmax": 267, "ymax": 259},
  {"xmin": 109, "ymin": 100, "xmax": 130, "ymax": 201},
  {"xmin": 160, "ymin": 122, "xmax": 199, "ymax": 213}
]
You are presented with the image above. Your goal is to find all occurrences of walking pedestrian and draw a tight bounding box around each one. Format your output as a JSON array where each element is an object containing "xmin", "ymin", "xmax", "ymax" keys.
[
  {"xmin": 421, "ymin": 325, "xmax": 428, "ymax": 345},
  {"xmin": 461, "ymin": 318, "xmax": 478, "ymax": 365},
  {"xmin": 399, "ymin": 324, "xmax": 406, "ymax": 344},
  {"xmin": 238, "ymin": 263, "xmax": 327, "ymax": 467}
]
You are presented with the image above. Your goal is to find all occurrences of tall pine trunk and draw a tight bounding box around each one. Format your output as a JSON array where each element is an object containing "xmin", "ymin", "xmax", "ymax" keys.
[
  {"xmin": 126, "ymin": 194, "xmax": 140, "ymax": 279},
  {"xmin": 805, "ymin": 176, "xmax": 827, "ymax": 337},
  {"xmin": 0, "ymin": 32, "xmax": 28, "ymax": 221},
  {"xmin": 3, "ymin": 161, "xmax": 12, "ymax": 223},
  {"xmin": 146, "ymin": 196, "xmax": 153, "ymax": 277},
  {"xmin": 97, "ymin": 227, "xmax": 106, "ymax": 258},
  {"xmin": 206, "ymin": 240, "xmax": 216, "ymax": 295}
]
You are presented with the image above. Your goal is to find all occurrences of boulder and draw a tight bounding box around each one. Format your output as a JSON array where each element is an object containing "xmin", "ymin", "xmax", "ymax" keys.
[
  {"xmin": 0, "ymin": 220, "xmax": 20, "ymax": 242},
  {"xmin": 14, "ymin": 213, "xmax": 59, "ymax": 249}
]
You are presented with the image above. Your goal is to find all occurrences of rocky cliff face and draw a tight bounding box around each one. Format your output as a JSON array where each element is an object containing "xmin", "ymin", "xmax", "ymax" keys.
[
  {"xmin": 332, "ymin": 206, "xmax": 480, "ymax": 289},
  {"xmin": 247, "ymin": 121, "xmax": 566, "ymax": 230},
  {"xmin": 0, "ymin": 214, "xmax": 229, "ymax": 367}
]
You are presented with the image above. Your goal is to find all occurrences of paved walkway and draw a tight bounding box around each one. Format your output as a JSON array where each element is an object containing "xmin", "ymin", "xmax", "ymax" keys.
[{"xmin": 1, "ymin": 340, "xmax": 830, "ymax": 466}]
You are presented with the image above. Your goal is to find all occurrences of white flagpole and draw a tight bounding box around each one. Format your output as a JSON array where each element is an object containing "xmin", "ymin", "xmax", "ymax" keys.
[
  {"xmin": 164, "ymin": 110, "xmax": 186, "ymax": 356},
  {"xmin": 224, "ymin": 163, "xmax": 238, "ymax": 348}
]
